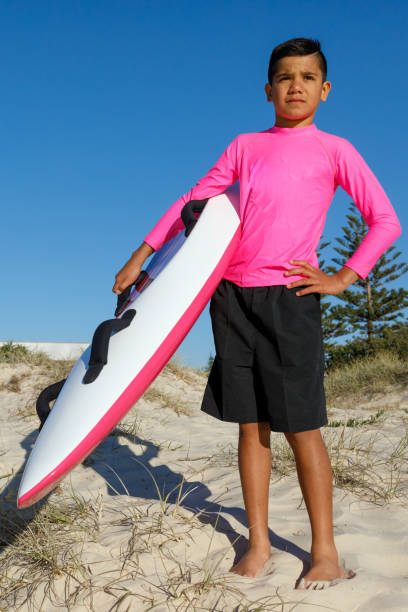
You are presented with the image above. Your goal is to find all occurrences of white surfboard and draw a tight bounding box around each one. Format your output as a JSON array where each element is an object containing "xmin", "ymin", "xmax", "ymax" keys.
[{"xmin": 17, "ymin": 185, "xmax": 241, "ymax": 508}]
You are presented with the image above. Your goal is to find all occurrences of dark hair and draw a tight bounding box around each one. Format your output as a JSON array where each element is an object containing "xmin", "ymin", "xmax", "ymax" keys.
[{"xmin": 267, "ymin": 38, "xmax": 327, "ymax": 84}]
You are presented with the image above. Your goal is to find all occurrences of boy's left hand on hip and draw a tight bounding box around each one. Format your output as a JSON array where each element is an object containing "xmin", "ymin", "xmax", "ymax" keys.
[{"xmin": 285, "ymin": 260, "xmax": 347, "ymax": 296}]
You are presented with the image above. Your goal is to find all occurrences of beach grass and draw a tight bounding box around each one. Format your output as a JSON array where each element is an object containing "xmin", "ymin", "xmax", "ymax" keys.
[
  {"xmin": 324, "ymin": 349, "xmax": 408, "ymax": 407},
  {"xmin": 1, "ymin": 343, "xmax": 407, "ymax": 609},
  {"xmin": 0, "ymin": 478, "xmax": 328, "ymax": 611},
  {"xmin": 0, "ymin": 489, "xmax": 103, "ymax": 610},
  {"xmin": 164, "ymin": 354, "xmax": 207, "ymax": 383},
  {"xmin": 142, "ymin": 386, "xmax": 197, "ymax": 417}
]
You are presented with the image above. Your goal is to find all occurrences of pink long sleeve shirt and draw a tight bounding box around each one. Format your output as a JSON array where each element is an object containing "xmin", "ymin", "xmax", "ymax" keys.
[{"xmin": 144, "ymin": 123, "xmax": 401, "ymax": 286}]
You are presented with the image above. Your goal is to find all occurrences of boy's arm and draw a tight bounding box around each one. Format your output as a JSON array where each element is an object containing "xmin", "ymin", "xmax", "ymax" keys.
[
  {"xmin": 334, "ymin": 139, "xmax": 402, "ymax": 281},
  {"xmin": 143, "ymin": 135, "xmax": 241, "ymax": 251},
  {"xmin": 112, "ymin": 241, "xmax": 154, "ymax": 295}
]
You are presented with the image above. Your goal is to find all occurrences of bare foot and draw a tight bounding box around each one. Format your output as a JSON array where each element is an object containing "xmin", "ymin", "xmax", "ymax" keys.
[
  {"xmin": 229, "ymin": 546, "xmax": 272, "ymax": 578},
  {"xmin": 296, "ymin": 556, "xmax": 355, "ymax": 590}
]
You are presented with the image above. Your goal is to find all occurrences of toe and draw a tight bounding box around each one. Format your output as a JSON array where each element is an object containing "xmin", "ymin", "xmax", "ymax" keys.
[{"xmin": 316, "ymin": 581, "xmax": 328, "ymax": 590}]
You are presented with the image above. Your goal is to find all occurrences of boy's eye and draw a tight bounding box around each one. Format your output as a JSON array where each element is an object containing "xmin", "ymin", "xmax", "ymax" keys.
[{"xmin": 279, "ymin": 75, "xmax": 314, "ymax": 81}]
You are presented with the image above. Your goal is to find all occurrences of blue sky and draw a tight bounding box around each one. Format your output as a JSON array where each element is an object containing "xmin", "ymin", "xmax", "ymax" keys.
[{"xmin": 2, "ymin": 0, "xmax": 407, "ymax": 368}]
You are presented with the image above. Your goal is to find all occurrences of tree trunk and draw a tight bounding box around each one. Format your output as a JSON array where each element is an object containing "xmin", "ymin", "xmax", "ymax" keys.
[{"xmin": 366, "ymin": 280, "xmax": 374, "ymax": 347}]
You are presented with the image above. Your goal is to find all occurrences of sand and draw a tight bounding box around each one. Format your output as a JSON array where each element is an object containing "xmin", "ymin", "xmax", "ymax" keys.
[{"xmin": 1, "ymin": 360, "xmax": 408, "ymax": 611}]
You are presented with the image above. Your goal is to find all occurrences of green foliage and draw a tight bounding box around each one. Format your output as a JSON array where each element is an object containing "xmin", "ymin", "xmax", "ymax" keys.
[
  {"xmin": 0, "ymin": 341, "xmax": 32, "ymax": 363},
  {"xmin": 202, "ymin": 352, "xmax": 214, "ymax": 374},
  {"xmin": 317, "ymin": 241, "xmax": 350, "ymax": 340},
  {"xmin": 319, "ymin": 203, "xmax": 408, "ymax": 346},
  {"xmin": 328, "ymin": 409, "xmax": 385, "ymax": 428},
  {"xmin": 0, "ymin": 343, "xmax": 74, "ymax": 385},
  {"xmin": 377, "ymin": 322, "xmax": 408, "ymax": 358},
  {"xmin": 323, "ymin": 350, "xmax": 408, "ymax": 407},
  {"xmin": 324, "ymin": 321, "xmax": 408, "ymax": 370}
]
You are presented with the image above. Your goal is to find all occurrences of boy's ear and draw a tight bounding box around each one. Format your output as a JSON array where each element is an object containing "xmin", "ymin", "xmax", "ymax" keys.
[
  {"xmin": 265, "ymin": 83, "xmax": 273, "ymax": 101},
  {"xmin": 321, "ymin": 80, "xmax": 332, "ymax": 101}
]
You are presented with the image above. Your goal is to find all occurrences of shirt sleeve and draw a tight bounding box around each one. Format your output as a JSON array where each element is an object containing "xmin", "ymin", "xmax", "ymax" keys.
[
  {"xmin": 335, "ymin": 139, "xmax": 402, "ymax": 280},
  {"xmin": 143, "ymin": 135, "xmax": 240, "ymax": 251}
]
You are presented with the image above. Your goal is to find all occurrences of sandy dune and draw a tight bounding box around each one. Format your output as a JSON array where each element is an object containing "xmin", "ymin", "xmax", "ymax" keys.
[{"xmin": 1, "ymin": 360, "xmax": 408, "ymax": 610}]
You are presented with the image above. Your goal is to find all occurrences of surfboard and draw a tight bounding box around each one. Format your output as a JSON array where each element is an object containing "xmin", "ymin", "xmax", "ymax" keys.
[{"xmin": 17, "ymin": 185, "xmax": 241, "ymax": 508}]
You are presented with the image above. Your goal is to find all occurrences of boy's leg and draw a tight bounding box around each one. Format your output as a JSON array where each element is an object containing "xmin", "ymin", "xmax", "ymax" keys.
[
  {"xmin": 284, "ymin": 428, "xmax": 346, "ymax": 587},
  {"xmin": 229, "ymin": 421, "xmax": 273, "ymax": 577}
]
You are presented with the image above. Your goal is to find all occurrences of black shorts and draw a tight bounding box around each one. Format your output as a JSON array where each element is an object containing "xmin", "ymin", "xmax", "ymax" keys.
[{"xmin": 201, "ymin": 279, "xmax": 327, "ymax": 433}]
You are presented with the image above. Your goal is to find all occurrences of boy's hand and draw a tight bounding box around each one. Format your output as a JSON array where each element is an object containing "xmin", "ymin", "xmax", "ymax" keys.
[
  {"xmin": 113, "ymin": 242, "xmax": 155, "ymax": 295},
  {"xmin": 112, "ymin": 255, "xmax": 142, "ymax": 295},
  {"xmin": 284, "ymin": 260, "xmax": 360, "ymax": 296}
]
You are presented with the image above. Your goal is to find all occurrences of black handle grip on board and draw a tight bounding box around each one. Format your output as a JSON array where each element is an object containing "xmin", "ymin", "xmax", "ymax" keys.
[
  {"xmin": 114, "ymin": 270, "xmax": 149, "ymax": 317},
  {"xmin": 36, "ymin": 378, "xmax": 67, "ymax": 431},
  {"xmin": 180, "ymin": 199, "xmax": 209, "ymax": 237}
]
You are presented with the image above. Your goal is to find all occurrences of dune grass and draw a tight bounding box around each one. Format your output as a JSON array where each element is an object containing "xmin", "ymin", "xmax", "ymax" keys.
[
  {"xmin": 325, "ymin": 427, "xmax": 408, "ymax": 505},
  {"xmin": 324, "ymin": 349, "xmax": 408, "ymax": 407},
  {"xmin": 142, "ymin": 386, "xmax": 197, "ymax": 417},
  {"xmin": 0, "ymin": 373, "xmax": 22, "ymax": 393},
  {"xmin": 0, "ymin": 489, "xmax": 103, "ymax": 610},
  {"xmin": 0, "ymin": 341, "xmax": 72, "ymax": 370},
  {"xmin": 163, "ymin": 355, "xmax": 207, "ymax": 383},
  {"xmin": 0, "ymin": 477, "xmax": 325, "ymax": 611},
  {"xmin": 1, "ymin": 344, "xmax": 407, "ymax": 609},
  {"xmin": 1, "ymin": 342, "xmax": 75, "ymax": 423},
  {"xmin": 207, "ymin": 426, "xmax": 408, "ymax": 506}
]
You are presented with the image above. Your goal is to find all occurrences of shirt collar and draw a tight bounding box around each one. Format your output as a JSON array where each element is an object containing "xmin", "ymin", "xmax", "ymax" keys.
[{"xmin": 269, "ymin": 124, "xmax": 318, "ymax": 136}]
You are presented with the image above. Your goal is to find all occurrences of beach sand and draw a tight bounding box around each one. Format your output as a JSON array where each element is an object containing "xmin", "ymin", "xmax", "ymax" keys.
[{"xmin": 1, "ymin": 359, "xmax": 408, "ymax": 610}]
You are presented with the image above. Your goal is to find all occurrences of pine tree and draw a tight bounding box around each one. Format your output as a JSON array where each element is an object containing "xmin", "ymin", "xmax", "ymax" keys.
[
  {"xmin": 203, "ymin": 352, "xmax": 214, "ymax": 373},
  {"xmin": 316, "ymin": 239, "xmax": 349, "ymax": 346},
  {"xmin": 321, "ymin": 202, "xmax": 408, "ymax": 349}
]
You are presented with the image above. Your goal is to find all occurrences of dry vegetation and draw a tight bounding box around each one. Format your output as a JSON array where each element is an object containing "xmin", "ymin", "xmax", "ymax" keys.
[
  {"xmin": 324, "ymin": 349, "xmax": 408, "ymax": 407},
  {"xmin": 0, "ymin": 343, "xmax": 407, "ymax": 610},
  {"xmin": 0, "ymin": 491, "xmax": 103, "ymax": 609},
  {"xmin": 142, "ymin": 387, "xmax": 197, "ymax": 417},
  {"xmin": 163, "ymin": 357, "xmax": 207, "ymax": 384},
  {"xmin": 0, "ymin": 486, "xmax": 323, "ymax": 611},
  {"xmin": 0, "ymin": 374, "xmax": 22, "ymax": 393}
]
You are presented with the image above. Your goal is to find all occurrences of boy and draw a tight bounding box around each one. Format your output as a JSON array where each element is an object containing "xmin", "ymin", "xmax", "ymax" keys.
[{"xmin": 112, "ymin": 38, "xmax": 401, "ymax": 589}]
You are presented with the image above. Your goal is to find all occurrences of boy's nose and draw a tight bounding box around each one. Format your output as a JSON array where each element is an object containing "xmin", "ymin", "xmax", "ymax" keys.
[
  {"xmin": 288, "ymin": 85, "xmax": 304, "ymax": 95},
  {"xmin": 289, "ymin": 81, "xmax": 303, "ymax": 91}
]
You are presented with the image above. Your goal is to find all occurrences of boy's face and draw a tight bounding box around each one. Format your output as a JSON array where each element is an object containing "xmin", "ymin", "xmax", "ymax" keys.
[{"xmin": 264, "ymin": 53, "xmax": 331, "ymax": 127}]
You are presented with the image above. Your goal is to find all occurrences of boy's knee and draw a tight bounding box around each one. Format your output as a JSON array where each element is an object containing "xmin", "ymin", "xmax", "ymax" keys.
[
  {"xmin": 239, "ymin": 421, "xmax": 270, "ymax": 432},
  {"xmin": 239, "ymin": 421, "xmax": 271, "ymax": 444},
  {"xmin": 284, "ymin": 428, "xmax": 322, "ymax": 447}
]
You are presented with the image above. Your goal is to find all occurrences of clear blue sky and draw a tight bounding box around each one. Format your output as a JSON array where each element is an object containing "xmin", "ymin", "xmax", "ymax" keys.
[{"xmin": 2, "ymin": 0, "xmax": 407, "ymax": 368}]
